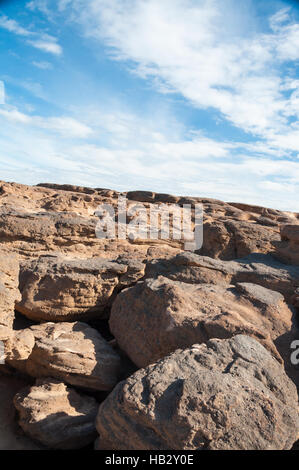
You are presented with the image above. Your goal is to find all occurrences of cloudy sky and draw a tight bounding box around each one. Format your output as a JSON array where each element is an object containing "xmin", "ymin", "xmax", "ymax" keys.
[{"xmin": 0, "ymin": 0, "xmax": 299, "ymax": 210}]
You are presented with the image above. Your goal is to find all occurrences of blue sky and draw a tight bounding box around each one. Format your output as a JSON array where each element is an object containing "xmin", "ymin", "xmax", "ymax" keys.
[{"xmin": 0, "ymin": 0, "xmax": 299, "ymax": 210}]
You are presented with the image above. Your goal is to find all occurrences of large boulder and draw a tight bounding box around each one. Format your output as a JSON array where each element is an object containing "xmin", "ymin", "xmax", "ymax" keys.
[
  {"xmin": 17, "ymin": 254, "xmax": 144, "ymax": 322},
  {"xmin": 110, "ymin": 276, "xmax": 297, "ymax": 379},
  {"xmin": 21, "ymin": 322, "xmax": 122, "ymax": 391},
  {"xmin": 14, "ymin": 378, "xmax": 98, "ymax": 449},
  {"xmin": 95, "ymin": 335, "xmax": 299, "ymax": 450}
]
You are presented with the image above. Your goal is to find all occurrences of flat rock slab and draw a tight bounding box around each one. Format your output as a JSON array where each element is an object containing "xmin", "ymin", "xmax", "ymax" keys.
[
  {"xmin": 14, "ymin": 378, "xmax": 98, "ymax": 449},
  {"xmin": 95, "ymin": 335, "xmax": 299, "ymax": 450},
  {"xmin": 21, "ymin": 322, "xmax": 122, "ymax": 391},
  {"xmin": 146, "ymin": 252, "xmax": 299, "ymax": 302},
  {"xmin": 17, "ymin": 254, "xmax": 145, "ymax": 322}
]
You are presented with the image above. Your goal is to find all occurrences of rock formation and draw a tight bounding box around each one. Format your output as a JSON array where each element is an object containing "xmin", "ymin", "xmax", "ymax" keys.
[{"xmin": 0, "ymin": 180, "xmax": 297, "ymax": 450}]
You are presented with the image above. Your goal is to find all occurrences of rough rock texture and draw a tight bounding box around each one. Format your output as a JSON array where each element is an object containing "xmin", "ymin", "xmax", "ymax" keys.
[
  {"xmin": 110, "ymin": 277, "xmax": 297, "ymax": 373},
  {"xmin": 0, "ymin": 180, "xmax": 298, "ymax": 261},
  {"xmin": 0, "ymin": 327, "xmax": 35, "ymax": 362},
  {"xmin": 17, "ymin": 254, "xmax": 145, "ymax": 322},
  {"xmin": 0, "ymin": 253, "xmax": 21, "ymax": 328},
  {"xmin": 22, "ymin": 322, "xmax": 122, "ymax": 391},
  {"xmin": 146, "ymin": 252, "xmax": 299, "ymax": 303},
  {"xmin": 274, "ymin": 225, "xmax": 299, "ymax": 265},
  {"xmin": 95, "ymin": 336, "xmax": 299, "ymax": 450},
  {"xmin": 14, "ymin": 378, "xmax": 98, "ymax": 449},
  {"xmin": 0, "ymin": 375, "xmax": 43, "ymax": 450}
]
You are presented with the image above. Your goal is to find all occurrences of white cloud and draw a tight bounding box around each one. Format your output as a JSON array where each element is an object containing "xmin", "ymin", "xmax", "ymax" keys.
[
  {"xmin": 32, "ymin": 60, "xmax": 53, "ymax": 70},
  {"xmin": 0, "ymin": 14, "xmax": 62, "ymax": 55},
  {"xmin": 0, "ymin": 15, "xmax": 32, "ymax": 36},
  {"xmin": 0, "ymin": 106, "xmax": 92, "ymax": 138},
  {"xmin": 57, "ymin": 0, "xmax": 299, "ymax": 153},
  {"xmin": 0, "ymin": 103, "xmax": 298, "ymax": 211},
  {"xmin": 28, "ymin": 39, "xmax": 63, "ymax": 55}
]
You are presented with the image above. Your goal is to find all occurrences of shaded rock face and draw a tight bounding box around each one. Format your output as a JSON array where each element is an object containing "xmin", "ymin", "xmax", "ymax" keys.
[
  {"xmin": 110, "ymin": 277, "xmax": 297, "ymax": 374},
  {"xmin": 95, "ymin": 335, "xmax": 299, "ymax": 450},
  {"xmin": 0, "ymin": 376, "xmax": 43, "ymax": 450},
  {"xmin": 22, "ymin": 322, "xmax": 122, "ymax": 391},
  {"xmin": 14, "ymin": 378, "xmax": 98, "ymax": 449},
  {"xmin": 17, "ymin": 255, "xmax": 145, "ymax": 322},
  {"xmin": 274, "ymin": 225, "xmax": 299, "ymax": 265}
]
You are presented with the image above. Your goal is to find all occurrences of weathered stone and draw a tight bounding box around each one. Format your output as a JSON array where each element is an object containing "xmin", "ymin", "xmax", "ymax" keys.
[
  {"xmin": 14, "ymin": 378, "xmax": 98, "ymax": 449},
  {"xmin": 110, "ymin": 277, "xmax": 297, "ymax": 375},
  {"xmin": 17, "ymin": 254, "xmax": 144, "ymax": 322},
  {"xmin": 0, "ymin": 253, "xmax": 21, "ymax": 328},
  {"xmin": 274, "ymin": 225, "xmax": 299, "ymax": 265},
  {"xmin": 0, "ymin": 327, "xmax": 35, "ymax": 362},
  {"xmin": 23, "ymin": 322, "xmax": 122, "ymax": 391},
  {"xmin": 146, "ymin": 252, "xmax": 299, "ymax": 303},
  {"xmin": 95, "ymin": 335, "xmax": 299, "ymax": 450}
]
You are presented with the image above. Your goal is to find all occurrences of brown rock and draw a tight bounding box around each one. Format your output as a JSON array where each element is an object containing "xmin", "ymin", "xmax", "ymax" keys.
[
  {"xmin": 274, "ymin": 225, "xmax": 299, "ymax": 265},
  {"xmin": 17, "ymin": 254, "xmax": 144, "ymax": 322},
  {"xmin": 146, "ymin": 252, "xmax": 299, "ymax": 303},
  {"xmin": 0, "ymin": 327, "xmax": 35, "ymax": 362},
  {"xmin": 95, "ymin": 335, "xmax": 299, "ymax": 450},
  {"xmin": 0, "ymin": 253, "xmax": 21, "ymax": 328},
  {"xmin": 23, "ymin": 322, "xmax": 122, "ymax": 391},
  {"xmin": 110, "ymin": 276, "xmax": 297, "ymax": 378},
  {"xmin": 14, "ymin": 378, "xmax": 98, "ymax": 449}
]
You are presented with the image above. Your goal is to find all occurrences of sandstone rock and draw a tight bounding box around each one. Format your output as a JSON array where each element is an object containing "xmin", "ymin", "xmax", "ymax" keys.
[
  {"xmin": 23, "ymin": 322, "xmax": 122, "ymax": 391},
  {"xmin": 17, "ymin": 254, "xmax": 144, "ymax": 322},
  {"xmin": 0, "ymin": 375, "xmax": 43, "ymax": 450},
  {"xmin": 0, "ymin": 253, "xmax": 21, "ymax": 328},
  {"xmin": 14, "ymin": 378, "xmax": 98, "ymax": 449},
  {"xmin": 146, "ymin": 252, "xmax": 299, "ymax": 303},
  {"xmin": 0, "ymin": 327, "xmax": 35, "ymax": 362},
  {"xmin": 200, "ymin": 219, "xmax": 280, "ymax": 260},
  {"xmin": 110, "ymin": 276, "xmax": 297, "ymax": 373},
  {"xmin": 95, "ymin": 335, "xmax": 299, "ymax": 450},
  {"xmin": 274, "ymin": 225, "xmax": 299, "ymax": 265}
]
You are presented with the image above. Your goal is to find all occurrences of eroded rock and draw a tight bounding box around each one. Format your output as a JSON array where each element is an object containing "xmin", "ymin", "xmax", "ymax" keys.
[
  {"xmin": 23, "ymin": 322, "xmax": 122, "ymax": 391},
  {"xmin": 17, "ymin": 254, "xmax": 144, "ymax": 322},
  {"xmin": 95, "ymin": 335, "xmax": 299, "ymax": 450},
  {"xmin": 14, "ymin": 378, "xmax": 98, "ymax": 449}
]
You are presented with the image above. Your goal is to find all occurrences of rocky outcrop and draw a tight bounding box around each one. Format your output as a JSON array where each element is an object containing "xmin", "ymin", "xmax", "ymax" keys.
[
  {"xmin": 14, "ymin": 378, "xmax": 98, "ymax": 449},
  {"xmin": 0, "ymin": 181, "xmax": 298, "ymax": 261},
  {"xmin": 0, "ymin": 180, "xmax": 299, "ymax": 451},
  {"xmin": 110, "ymin": 277, "xmax": 297, "ymax": 375},
  {"xmin": 22, "ymin": 322, "xmax": 122, "ymax": 391},
  {"xmin": 17, "ymin": 254, "xmax": 145, "ymax": 322},
  {"xmin": 95, "ymin": 335, "xmax": 299, "ymax": 450},
  {"xmin": 274, "ymin": 225, "xmax": 299, "ymax": 265}
]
